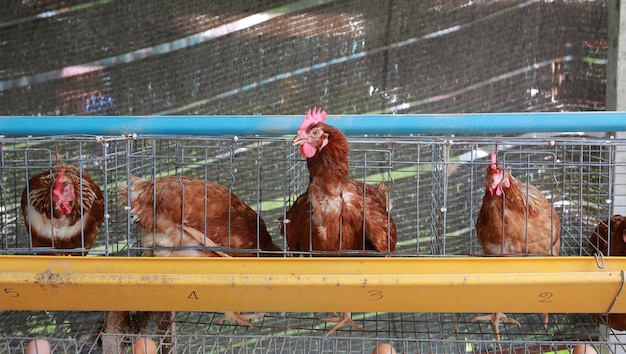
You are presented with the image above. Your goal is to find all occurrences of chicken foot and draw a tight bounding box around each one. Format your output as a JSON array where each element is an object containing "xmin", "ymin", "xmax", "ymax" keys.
[
  {"xmin": 471, "ymin": 312, "xmax": 521, "ymax": 341},
  {"xmin": 218, "ymin": 311, "xmax": 268, "ymax": 327},
  {"xmin": 155, "ymin": 311, "xmax": 176, "ymax": 351},
  {"xmin": 185, "ymin": 226, "xmax": 269, "ymax": 327},
  {"xmin": 185, "ymin": 227, "xmax": 270, "ymax": 328},
  {"xmin": 323, "ymin": 312, "xmax": 364, "ymax": 336},
  {"xmin": 102, "ymin": 311, "xmax": 130, "ymax": 354}
]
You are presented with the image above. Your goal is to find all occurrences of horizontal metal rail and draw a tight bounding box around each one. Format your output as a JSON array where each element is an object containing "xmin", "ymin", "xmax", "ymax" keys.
[
  {"xmin": 0, "ymin": 255, "xmax": 624, "ymax": 313},
  {"xmin": 1, "ymin": 112, "xmax": 626, "ymax": 136}
]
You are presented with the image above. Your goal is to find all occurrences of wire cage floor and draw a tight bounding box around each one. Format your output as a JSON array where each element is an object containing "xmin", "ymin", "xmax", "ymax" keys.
[
  {"xmin": 0, "ymin": 311, "xmax": 609, "ymax": 353},
  {"xmin": 1, "ymin": 131, "xmax": 626, "ymax": 353}
]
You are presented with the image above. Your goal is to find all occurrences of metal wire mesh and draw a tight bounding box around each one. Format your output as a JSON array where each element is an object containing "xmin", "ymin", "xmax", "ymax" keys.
[
  {"xmin": 0, "ymin": 311, "xmax": 610, "ymax": 353},
  {"xmin": 4, "ymin": 133, "xmax": 620, "ymax": 258},
  {"xmin": 0, "ymin": 1, "xmax": 608, "ymax": 116},
  {"xmin": 1, "ymin": 132, "xmax": 625, "ymax": 352},
  {"xmin": 0, "ymin": 132, "xmax": 622, "ymax": 256}
]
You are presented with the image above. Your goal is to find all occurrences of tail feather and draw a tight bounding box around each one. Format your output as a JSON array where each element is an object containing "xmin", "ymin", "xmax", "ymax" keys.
[
  {"xmin": 376, "ymin": 180, "xmax": 393, "ymax": 212},
  {"xmin": 116, "ymin": 175, "xmax": 141, "ymax": 205},
  {"xmin": 182, "ymin": 225, "xmax": 232, "ymax": 258},
  {"xmin": 115, "ymin": 184, "xmax": 129, "ymax": 205}
]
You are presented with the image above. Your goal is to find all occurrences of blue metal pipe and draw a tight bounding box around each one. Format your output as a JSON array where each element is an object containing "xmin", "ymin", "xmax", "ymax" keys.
[{"xmin": 0, "ymin": 112, "xmax": 625, "ymax": 136}]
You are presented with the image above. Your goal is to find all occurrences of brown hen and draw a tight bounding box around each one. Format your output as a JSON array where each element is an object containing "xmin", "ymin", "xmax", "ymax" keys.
[
  {"xmin": 590, "ymin": 215, "xmax": 626, "ymax": 330},
  {"xmin": 473, "ymin": 152, "xmax": 560, "ymax": 340},
  {"xmin": 118, "ymin": 175, "xmax": 281, "ymax": 328},
  {"xmin": 281, "ymin": 107, "xmax": 397, "ymax": 335},
  {"xmin": 21, "ymin": 164, "xmax": 104, "ymax": 255}
]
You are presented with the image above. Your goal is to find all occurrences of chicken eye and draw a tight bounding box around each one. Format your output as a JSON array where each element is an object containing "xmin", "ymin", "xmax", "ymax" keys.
[{"xmin": 311, "ymin": 129, "xmax": 319, "ymax": 136}]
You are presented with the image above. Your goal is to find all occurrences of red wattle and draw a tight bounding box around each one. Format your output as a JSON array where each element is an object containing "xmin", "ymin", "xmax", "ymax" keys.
[{"xmin": 300, "ymin": 143, "xmax": 317, "ymax": 158}]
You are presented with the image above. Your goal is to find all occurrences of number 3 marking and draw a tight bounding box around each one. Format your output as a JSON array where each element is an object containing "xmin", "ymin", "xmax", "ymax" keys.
[{"xmin": 368, "ymin": 290, "xmax": 383, "ymax": 301}]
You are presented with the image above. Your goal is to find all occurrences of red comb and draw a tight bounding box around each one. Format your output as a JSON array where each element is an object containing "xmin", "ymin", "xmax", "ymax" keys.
[
  {"xmin": 490, "ymin": 152, "xmax": 497, "ymax": 164},
  {"xmin": 298, "ymin": 107, "xmax": 327, "ymax": 134},
  {"xmin": 52, "ymin": 167, "xmax": 67, "ymax": 200}
]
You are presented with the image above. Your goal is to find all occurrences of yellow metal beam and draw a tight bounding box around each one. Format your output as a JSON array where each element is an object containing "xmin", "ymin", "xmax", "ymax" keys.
[{"xmin": 0, "ymin": 255, "xmax": 624, "ymax": 314}]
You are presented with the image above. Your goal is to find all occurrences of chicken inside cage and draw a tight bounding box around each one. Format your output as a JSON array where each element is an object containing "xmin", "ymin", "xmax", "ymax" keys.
[{"xmin": 1, "ymin": 127, "xmax": 625, "ymax": 353}]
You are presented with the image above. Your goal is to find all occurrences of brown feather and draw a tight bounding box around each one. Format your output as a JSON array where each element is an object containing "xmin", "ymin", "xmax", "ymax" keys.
[
  {"xmin": 473, "ymin": 157, "xmax": 561, "ymax": 340},
  {"xmin": 476, "ymin": 168, "xmax": 560, "ymax": 256},
  {"xmin": 118, "ymin": 175, "xmax": 280, "ymax": 257},
  {"xmin": 282, "ymin": 110, "xmax": 397, "ymax": 335},
  {"xmin": 590, "ymin": 215, "xmax": 626, "ymax": 330},
  {"xmin": 283, "ymin": 122, "xmax": 397, "ymax": 255},
  {"xmin": 116, "ymin": 175, "xmax": 280, "ymax": 333},
  {"xmin": 590, "ymin": 214, "xmax": 626, "ymax": 256},
  {"xmin": 21, "ymin": 164, "xmax": 104, "ymax": 255}
]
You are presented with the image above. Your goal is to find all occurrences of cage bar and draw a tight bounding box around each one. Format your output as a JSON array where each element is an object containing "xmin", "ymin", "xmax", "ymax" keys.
[
  {"xmin": 0, "ymin": 112, "xmax": 626, "ymax": 135},
  {"xmin": 0, "ymin": 256, "xmax": 625, "ymax": 314}
]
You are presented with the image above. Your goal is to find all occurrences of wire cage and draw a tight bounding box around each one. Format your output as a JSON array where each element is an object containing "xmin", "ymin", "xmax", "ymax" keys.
[{"xmin": 1, "ymin": 127, "xmax": 626, "ymax": 353}]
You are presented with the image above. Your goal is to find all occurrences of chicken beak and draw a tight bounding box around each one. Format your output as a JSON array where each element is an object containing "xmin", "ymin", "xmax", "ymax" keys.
[
  {"xmin": 489, "ymin": 169, "xmax": 509, "ymax": 196},
  {"xmin": 491, "ymin": 173, "xmax": 503, "ymax": 189},
  {"xmin": 292, "ymin": 135, "xmax": 305, "ymax": 146},
  {"xmin": 55, "ymin": 200, "xmax": 73, "ymax": 214}
]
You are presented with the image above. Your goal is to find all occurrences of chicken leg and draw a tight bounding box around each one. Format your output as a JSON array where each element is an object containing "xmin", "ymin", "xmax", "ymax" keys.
[
  {"xmin": 471, "ymin": 312, "xmax": 521, "ymax": 341},
  {"xmin": 542, "ymin": 312, "xmax": 549, "ymax": 329},
  {"xmin": 102, "ymin": 311, "xmax": 130, "ymax": 354},
  {"xmin": 218, "ymin": 311, "xmax": 268, "ymax": 327},
  {"xmin": 322, "ymin": 312, "xmax": 364, "ymax": 336}
]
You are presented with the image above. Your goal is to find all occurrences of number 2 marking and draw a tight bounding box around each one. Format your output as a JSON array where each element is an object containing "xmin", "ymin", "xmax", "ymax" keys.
[{"xmin": 539, "ymin": 292, "xmax": 553, "ymax": 303}]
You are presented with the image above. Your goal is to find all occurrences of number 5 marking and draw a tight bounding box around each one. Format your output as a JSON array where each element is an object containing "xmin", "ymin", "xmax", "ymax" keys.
[{"xmin": 4, "ymin": 288, "xmax": 19, "ymax": 298}]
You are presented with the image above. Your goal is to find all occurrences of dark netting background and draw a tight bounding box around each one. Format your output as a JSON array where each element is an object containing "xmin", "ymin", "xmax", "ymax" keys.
[{"xmin": 0, "ymin": 0, "xmax": 608, "ymax": 116}]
